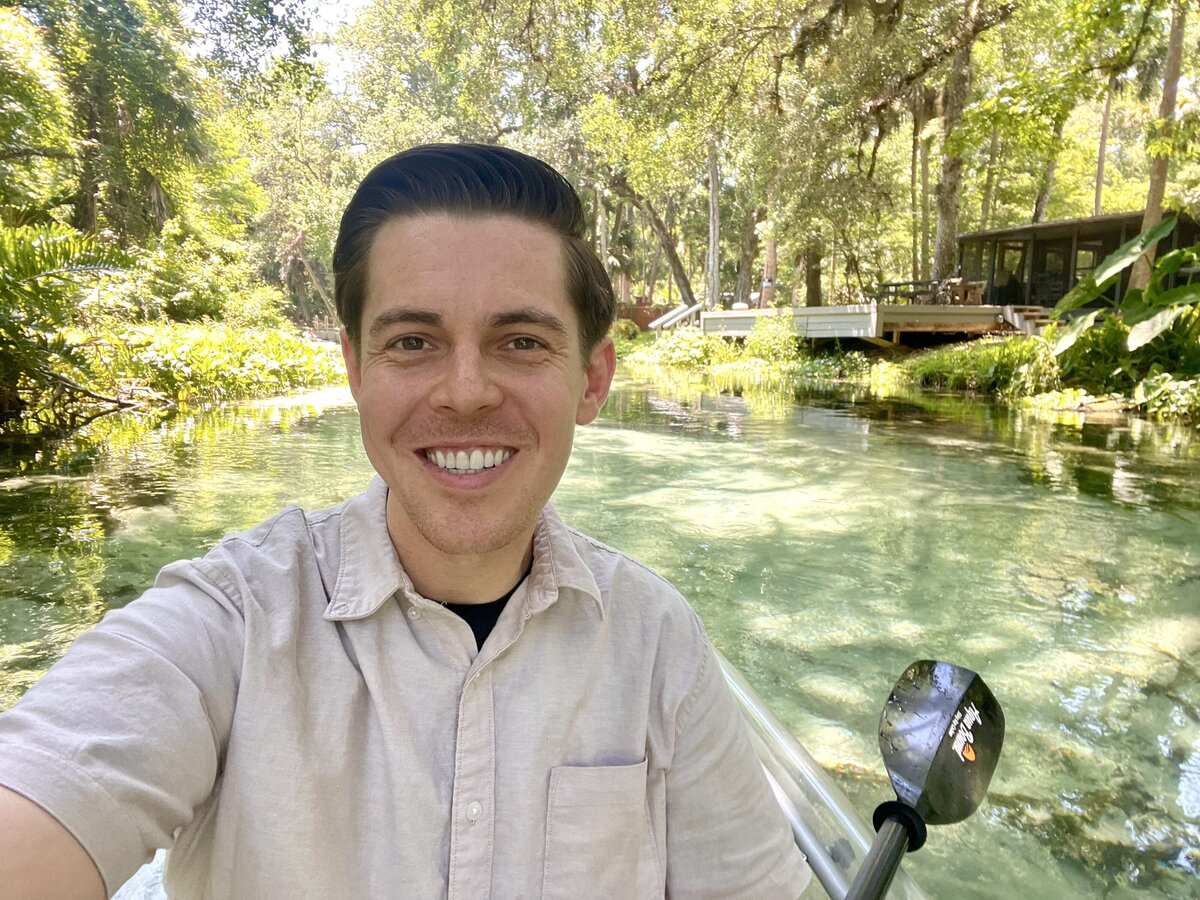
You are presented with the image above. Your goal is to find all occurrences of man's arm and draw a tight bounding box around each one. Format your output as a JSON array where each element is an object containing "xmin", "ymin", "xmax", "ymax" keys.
[
  {"xmin": 0, "ymin": 786, "xmax": 105, "ymax": 900},
  {"xmin": 664, "ymin": 639, "xmax": 811, "ymax": 898}
]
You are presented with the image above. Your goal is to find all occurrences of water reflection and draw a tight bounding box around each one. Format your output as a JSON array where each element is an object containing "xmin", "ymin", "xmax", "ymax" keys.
[{"xmin": 581, "ymin": 368, "xmax": 1200, "ymax": 896}]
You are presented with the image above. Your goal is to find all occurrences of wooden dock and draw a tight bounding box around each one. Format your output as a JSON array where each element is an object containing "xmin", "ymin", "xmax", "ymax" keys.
[{"xmin": 699, "ymin": 304, "xmax": 1043, "ymax": 345}]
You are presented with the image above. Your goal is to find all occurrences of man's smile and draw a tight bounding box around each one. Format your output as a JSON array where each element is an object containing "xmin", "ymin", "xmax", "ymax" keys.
[{"xmin": 423, "ymin": 446, "xmax": 516, "ymax": 474}]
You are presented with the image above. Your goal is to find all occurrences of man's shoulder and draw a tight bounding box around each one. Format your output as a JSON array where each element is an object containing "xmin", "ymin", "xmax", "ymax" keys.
[
  {"xmin": 179, "ymin": 488, "xmax": 374, "ymax": 602},
  {"xmin": 213, "ymin": 483, "xmax": 377, "ymax": 559},
  {"xmin": 563, "ymin": 526, "xmax": 705, "ymax": 635}
]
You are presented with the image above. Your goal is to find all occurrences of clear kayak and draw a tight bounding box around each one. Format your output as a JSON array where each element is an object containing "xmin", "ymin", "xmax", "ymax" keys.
[
  {"xmin": 719, "ymin": 654, "xmax": 927, "ymax": 900},
  {"xmin": 114, "ymin": 659, "xmax": 926, "ymax": 900}
]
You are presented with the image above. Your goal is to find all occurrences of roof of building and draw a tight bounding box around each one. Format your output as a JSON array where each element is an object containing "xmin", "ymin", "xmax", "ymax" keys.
[{"xmin": 958, "ymin": 211, "xmax": 1148, "ymax": 244}]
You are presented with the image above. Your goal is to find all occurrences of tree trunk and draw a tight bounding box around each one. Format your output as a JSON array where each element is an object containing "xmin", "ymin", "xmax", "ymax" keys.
[
  {"xmin": 979, "ymin": 127, "xmax": 1000, "ymax": 230},
  {"xmin": 830, "ymin": 230, "xmax": 837, "ymax": 301},
  {"xmin": 1094, "ymin": 73, "xmax": 1116, "ymax": 216},
  {"xmin": 734, "ymin": 204, "xmax": 761, "ymax": 307},
  {"xmin": 792, "ymin": 251, "xmax": 803, "ymax": 306},
  {"xmin": 804, "ymin": 242, "xmax": 823, "ymax": 307},
  {"xmin": 761, "ymin": 174, "xmax": 778, "ymax": 306},
  {"xmin": 920, "ymin": 134, "xmax": 932, "ymax": 281},
  {"xmin": 932, "ymin": 7, "xmax": 975, "ymax": 282},
  {"xmin": 611, "ymin": 178, "xmax": 696, "ymax": 307},
  {"xmin": 1130, "ymin": 0, "xmax": 1186, "ymax": 291},
  {"xmin": 1032, "ymin": 116, "xmax": 1066, "ymax": 223},
  {"xmin": 911, "ymin": 113, "xmax": 921, "ymax": 282},
  {"xmin": 705, "ymin": 141, "xmax": 721, "ymax": 308},
  {"xmin": 645, "ymin": 226, "xmax": 662, "ymax": 304},
  {"xmin": 72, "ymin": 83, "xmax": 102, "ymax": 234},
  {"xmin": 597, "ymin": 191, "xmax": 610, "ymax": 273},
  {"xmin": 761, "ymin": 233, "xmax": 777, "ymax": 307},
  {"xmin": 614, "ymin": 271, "xmax": 631, "ymax": 305}
]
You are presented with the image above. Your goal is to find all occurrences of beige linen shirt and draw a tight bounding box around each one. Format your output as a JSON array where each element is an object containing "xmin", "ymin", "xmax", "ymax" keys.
[{"xmin": 0, "ymin": 477, "xmax": 810, "ymax": 899}]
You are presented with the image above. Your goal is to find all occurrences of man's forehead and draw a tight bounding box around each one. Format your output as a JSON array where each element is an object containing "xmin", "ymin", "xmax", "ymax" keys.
[
  {"xmin": 365, "ymin": 214, "xmax": 571, "ymax": 301},
  {"xmin": 360, "ymin": 213, "xmax": 584, "ymax": 343}
]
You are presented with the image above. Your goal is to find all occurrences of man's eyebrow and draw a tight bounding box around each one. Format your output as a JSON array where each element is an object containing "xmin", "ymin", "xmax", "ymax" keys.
[
  {"xmin": 368, "ymin": 309, "xmax": 443, "ymax": 337},
  {"xmin": 489, "ymin": 308, "xmax": 569, "ymax": 337}
]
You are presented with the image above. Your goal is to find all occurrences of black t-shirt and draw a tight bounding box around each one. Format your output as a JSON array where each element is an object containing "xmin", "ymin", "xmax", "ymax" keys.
[{"xmin": 440, "ymin": 576, "xmax": 526, "ymax": 650}]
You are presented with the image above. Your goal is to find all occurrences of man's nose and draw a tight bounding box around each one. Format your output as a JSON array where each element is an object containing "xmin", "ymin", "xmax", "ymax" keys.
[{"xmin": 428, "ymin": 347, "xmax": 503, "ymax": 415}]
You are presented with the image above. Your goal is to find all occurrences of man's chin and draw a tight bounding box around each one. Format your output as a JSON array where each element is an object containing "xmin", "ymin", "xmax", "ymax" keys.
[{"xmin": 406, "ymin": 508, "xmax": 539, "ymax": 560}]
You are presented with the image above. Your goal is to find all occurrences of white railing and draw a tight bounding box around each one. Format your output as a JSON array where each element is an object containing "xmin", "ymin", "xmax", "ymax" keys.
[{"xmin": 649, "ymin": 301, "xmax": 704, "ymax": 331}]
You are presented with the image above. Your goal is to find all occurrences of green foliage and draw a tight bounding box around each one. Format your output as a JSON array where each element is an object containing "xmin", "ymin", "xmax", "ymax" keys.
[
  {"xmin": 0, "ymin": 223, "xmax": 126, "ymax": 430},
  {"xmin": 1133, "ymin": 372, "xmax": 1200, "ymax": 421},
  {"xmin": 97, "ymin": 221, "xmax": 282, "ymax": 324},
  {"xmin": 741, "ymin": 314, "xmax": 801, "ymax": 366},
  {"xmin": 901, "ymin": 336, "xmax": 1061, "ymax": 397},
  {"xmin": 1045, "ymin": 225, "xmax": 1200, "ymax": 405},
  {"xmin": 611, "ymin": 319, "xmax": 641, "ymax": 341},
  {"xmin": 1051, "ymin": 219, "xmax": 1176, "ymax": 318},
  {"xmin": 90, "ymin": 323, "xmax": 344, "ymax": 404},
  {"xmin": 630, "ymin": 327, "xmax": 740, "ymax": 368},
  {"xmin": 0, "ymin": 9, "xmax": 73, "ymax": 222}
]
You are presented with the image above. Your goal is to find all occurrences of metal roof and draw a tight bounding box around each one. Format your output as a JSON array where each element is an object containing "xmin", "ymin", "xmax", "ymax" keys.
[{"xmin": 957, "ymin": 210, "xmax": 1147, "ymax": 243}]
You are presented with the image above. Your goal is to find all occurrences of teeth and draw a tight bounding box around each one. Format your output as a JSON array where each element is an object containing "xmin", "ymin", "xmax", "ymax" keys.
[{"xmin": 427, "ymin": 448, "xmax": 512, "ymax": 474}]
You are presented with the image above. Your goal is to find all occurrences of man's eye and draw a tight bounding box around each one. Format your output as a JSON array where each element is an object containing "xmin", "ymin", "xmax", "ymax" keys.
[
  {"xmin": 393, "ymin": 336, "xmax": 428, "ymax": 351},
  {"xmin": 509, "ymin": 336, "xmax": 542, "ymax": 351}
]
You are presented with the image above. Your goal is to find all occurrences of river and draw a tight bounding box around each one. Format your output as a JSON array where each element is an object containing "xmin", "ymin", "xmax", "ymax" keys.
[{"xmin": 1, "ymin": 368, "xmax": 1197, "ymax": 898}]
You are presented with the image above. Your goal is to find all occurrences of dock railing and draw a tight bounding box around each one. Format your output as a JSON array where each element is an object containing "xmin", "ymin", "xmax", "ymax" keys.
[{"xmin": 649, "ymin": 301, "xmax": 704, "ymax": 331}]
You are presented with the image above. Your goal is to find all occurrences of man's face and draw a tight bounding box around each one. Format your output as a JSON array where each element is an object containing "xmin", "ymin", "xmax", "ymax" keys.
[{"xmin": 343, "ymin": 213, "xmax": 615, "ymax": 567}]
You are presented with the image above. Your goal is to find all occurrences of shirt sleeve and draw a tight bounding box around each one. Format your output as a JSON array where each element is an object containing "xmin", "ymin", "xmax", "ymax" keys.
[
  {"xmin": 664, "ymin": 638, "xmax": 812, "ymax": 899},
  {"xmin": 0, "ymin": 555, "xmax": 245, "ymax": 896}
]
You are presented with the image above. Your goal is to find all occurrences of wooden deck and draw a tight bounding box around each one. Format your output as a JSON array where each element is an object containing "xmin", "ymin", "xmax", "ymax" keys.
[{"xmin": 699, "ymin": 304, "xmax": 1034, "ymax": 344}]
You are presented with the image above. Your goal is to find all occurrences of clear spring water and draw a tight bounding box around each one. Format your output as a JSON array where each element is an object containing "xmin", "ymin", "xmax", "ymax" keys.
[{"xmin": 1, "ymin": 371, "xmax": 1198, "ymax": 898}]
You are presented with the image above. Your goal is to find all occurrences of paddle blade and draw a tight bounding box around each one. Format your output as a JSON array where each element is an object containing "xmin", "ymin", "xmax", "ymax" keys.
[{"xmin": 878, "ymin": 660, "xmax": 1004, "ymax": 825}]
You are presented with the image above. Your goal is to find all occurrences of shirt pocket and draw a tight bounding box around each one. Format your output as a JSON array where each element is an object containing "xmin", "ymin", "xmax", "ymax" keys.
[{"xmin": 541, "ymin": 758, "xmax": 661, "ymax": 899}]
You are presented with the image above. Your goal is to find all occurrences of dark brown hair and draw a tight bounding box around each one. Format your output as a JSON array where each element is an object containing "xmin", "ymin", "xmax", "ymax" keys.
[{"xmin": 333, "ymin": 143, "xmax": 615, "ymax": 359}]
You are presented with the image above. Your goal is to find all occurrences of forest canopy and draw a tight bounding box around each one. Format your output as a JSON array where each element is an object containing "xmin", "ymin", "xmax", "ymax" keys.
[{"xmin": 1, "ymin": 0, "xmax": 1197, "ymax": 429}]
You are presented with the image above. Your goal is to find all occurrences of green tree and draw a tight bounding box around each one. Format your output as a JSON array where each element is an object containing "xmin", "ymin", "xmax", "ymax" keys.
[
  {"xmin": 0, "ymin": 223, "xmax": 127, "ymax": 431},
  {"xmin": 0, "ymin": 7, "xmax": 73, "ymax": 223}
]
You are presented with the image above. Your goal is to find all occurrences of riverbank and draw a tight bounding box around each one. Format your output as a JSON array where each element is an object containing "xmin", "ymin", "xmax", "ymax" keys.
[
  {"xmin": 2, "ymin": 320, "xmax": 345, "ymax": 438},
  {"xmin": 623, "ymin": 314, "xmax": 1200, "ymax": 424}
]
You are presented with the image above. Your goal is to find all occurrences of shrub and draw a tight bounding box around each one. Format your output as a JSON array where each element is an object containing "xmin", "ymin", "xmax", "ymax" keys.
[
  {"xmin": 611, "ymin": 318, "xmax": 641, "ymax": 340},
  {"xmin": 902, "ymin": 336, "xmax": 1060, "ymax": 397},
  {"xmin": 96, "ymin": 221, "xmax": 283, "ymax": 326},
  {"xmin": 742, "ymin": 313, "xmax": 801, "ymax": 366},
  {"xmin": 629, "ymin": 326, "xmax": 738, "ymax": 368},
  {"xmin": 1134, "ymin": 372, "xmax": 1200, "ymax": 421},
  {"xmin": 85, "ymin": 322, "xmax": 344, "ymax": 404},
  {"xmin": 1050, "ymin": 314, "xmax": 1136, "ymax": 394}
]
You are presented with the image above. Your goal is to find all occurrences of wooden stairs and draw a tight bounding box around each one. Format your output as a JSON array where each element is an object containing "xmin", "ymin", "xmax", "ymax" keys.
[{"xmin": 1003, "ymin": 305, "xmax": 1056, "ymax": 336}]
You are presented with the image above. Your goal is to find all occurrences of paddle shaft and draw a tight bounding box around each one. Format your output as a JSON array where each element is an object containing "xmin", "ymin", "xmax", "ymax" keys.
[{"xmin": 843, "ymin": 816, "xmax": 909, "ymax": 900}]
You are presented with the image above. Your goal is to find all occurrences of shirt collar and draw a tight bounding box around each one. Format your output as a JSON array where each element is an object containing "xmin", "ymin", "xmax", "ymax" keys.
[{"xmin": 322, "ymin": 477, "xmax": 604, "ymax": 621}]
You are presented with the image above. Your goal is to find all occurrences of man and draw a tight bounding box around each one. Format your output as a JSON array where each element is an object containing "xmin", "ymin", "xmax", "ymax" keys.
[{"xmin": 0, "ymin": 144, "xmax": 810, "ymax": 898}]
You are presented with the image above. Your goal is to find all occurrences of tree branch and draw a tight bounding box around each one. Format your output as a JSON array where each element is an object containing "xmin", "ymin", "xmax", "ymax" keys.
[
  {"xmin": 0, "ymin": 147, "xmax": 74, "ymax": 162},
  {"xmin": 862, "ymin": 2, "xmax": 1019, "ymax": 117}
]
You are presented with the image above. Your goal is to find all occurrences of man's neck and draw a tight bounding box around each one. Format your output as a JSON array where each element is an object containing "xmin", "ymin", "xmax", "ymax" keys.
[{"xmin": 384, "ymin": 503, "xmax": 535, "ymax": 604}]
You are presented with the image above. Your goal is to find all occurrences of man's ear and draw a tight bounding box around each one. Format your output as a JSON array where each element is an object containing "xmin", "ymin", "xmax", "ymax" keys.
[
  {"xmin": 340, "ymin": 328, "xmax": 362, "ymax": 399},
  {"xmin": 576, "ymin": 336, "xmax": 616, "ymax": 426}
]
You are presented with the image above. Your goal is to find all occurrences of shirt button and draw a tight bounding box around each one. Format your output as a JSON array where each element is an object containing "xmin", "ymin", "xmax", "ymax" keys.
[
  {"xmin": 466, "ymin": 801, "xmax": 483, "ymax": 823},
  {"xmin": 407, "ymin": 607, "xmax": 421, "ymax": 620}
]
